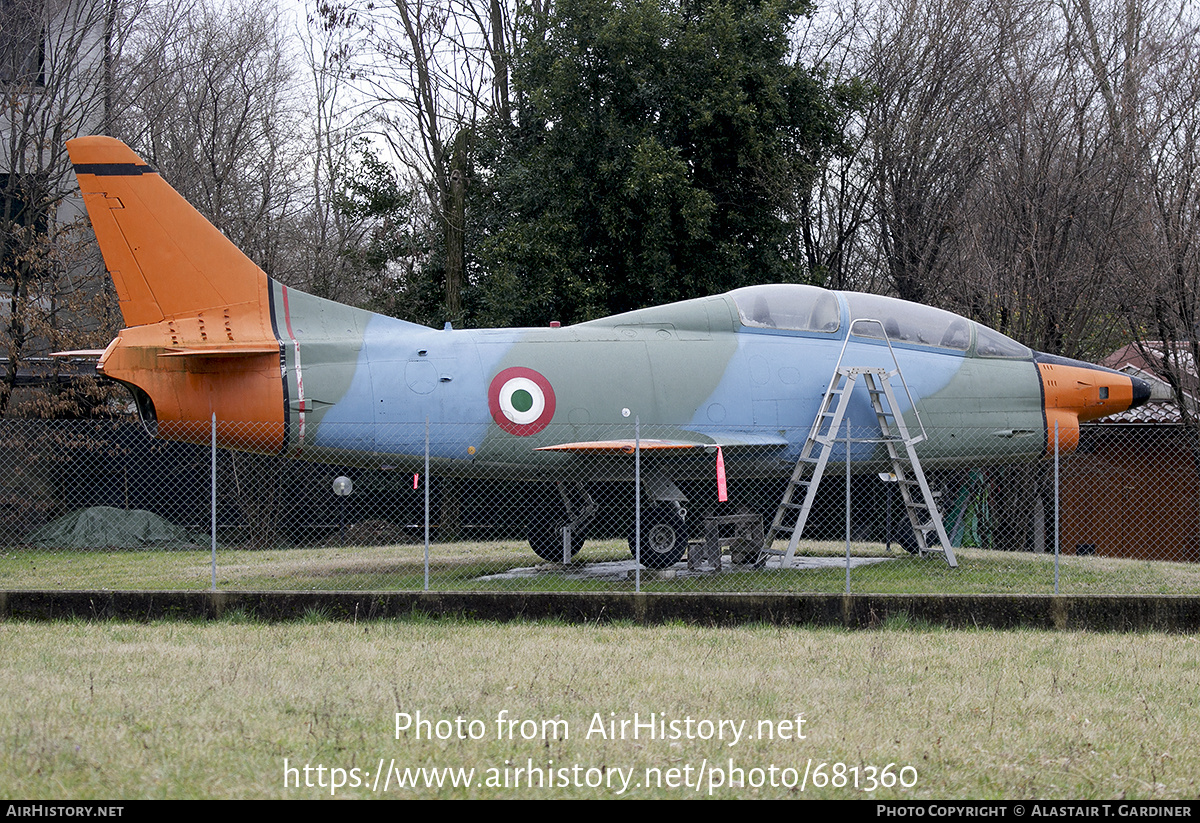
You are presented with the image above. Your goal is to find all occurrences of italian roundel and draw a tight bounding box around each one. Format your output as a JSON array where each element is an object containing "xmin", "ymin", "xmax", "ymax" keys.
[{"xmin": 488, "ymin": 367, "xmax": 557, "ymax": 436}]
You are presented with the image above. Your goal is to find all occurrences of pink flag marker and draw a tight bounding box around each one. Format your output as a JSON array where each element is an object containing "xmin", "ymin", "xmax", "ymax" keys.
[
  {"xmin": 716, "ymin": 446, "xmax": 728, "ymax": 502},
  {"xmin": 413, "ymin": 473, "xmax": 419, "ymax": 490}
]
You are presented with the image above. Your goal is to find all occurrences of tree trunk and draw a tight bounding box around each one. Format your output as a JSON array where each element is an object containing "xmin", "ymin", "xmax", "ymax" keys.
[{"xmin": 445, "ymin": 130, "xmax": 467, "ymax": 321}]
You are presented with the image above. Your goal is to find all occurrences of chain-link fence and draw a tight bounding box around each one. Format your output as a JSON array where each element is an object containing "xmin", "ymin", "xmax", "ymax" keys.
[{"xmin": 1, "ymin": 417, "xmax": 1197, "ymax": 594}]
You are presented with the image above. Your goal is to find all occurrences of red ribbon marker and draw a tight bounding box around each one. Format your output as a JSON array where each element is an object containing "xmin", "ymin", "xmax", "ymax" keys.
[{"xmin": 716, "ymin": 446, "xmax": 728, "ymax": 502}]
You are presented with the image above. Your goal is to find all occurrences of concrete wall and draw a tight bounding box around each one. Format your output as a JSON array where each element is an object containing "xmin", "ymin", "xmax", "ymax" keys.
[{"xmin": 5, "ymin": 590, "xmax": 1200, "ymax": 632}]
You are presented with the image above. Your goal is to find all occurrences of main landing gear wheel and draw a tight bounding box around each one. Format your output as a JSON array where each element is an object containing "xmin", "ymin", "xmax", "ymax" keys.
[
  {"xmin": 528, "ymin": 522, "xmax": 586, "ymax": 564},
  {"xmin": 892, "ymin": 525, "xmax": 920, "ymax": 556},
  {"xmin": 628, "ymin": 505, "xmax": 687, "ymax": 569}
]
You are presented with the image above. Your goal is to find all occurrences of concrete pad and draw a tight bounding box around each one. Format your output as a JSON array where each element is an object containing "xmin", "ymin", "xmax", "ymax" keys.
[{"xmin": 475, "ymin": 554, "xmax": 893, "ymax": 581}]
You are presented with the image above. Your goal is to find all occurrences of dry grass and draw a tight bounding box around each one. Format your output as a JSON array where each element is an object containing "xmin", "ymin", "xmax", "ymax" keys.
[{"xmin": 1, "ymin": 618, "xmax": 1198, "ymax": 799}]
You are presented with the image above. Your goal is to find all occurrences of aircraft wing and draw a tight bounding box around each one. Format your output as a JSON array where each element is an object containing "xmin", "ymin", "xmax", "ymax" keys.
[{"xmin": 536, "ymin": 432, "xmax": 788, "ymax": 454}]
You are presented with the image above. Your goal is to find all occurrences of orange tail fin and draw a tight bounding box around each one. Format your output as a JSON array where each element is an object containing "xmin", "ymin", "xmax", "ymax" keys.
[
  {"xmin": 67, "ymin": 136, "xmax": 271, "ymax": 328},
  {"xmin": 68, "ymin": 136, "xmax": 285, "ymax": 449}
]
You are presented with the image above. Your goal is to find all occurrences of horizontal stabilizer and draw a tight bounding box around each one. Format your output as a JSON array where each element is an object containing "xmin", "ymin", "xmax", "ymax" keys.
[
  {"xmin": 158, "ymin": 345, "xmax": 280, "ymax": 358},
  {"xmin": 50, "ymin": 350, "xmax": 106, "ymax": 358}
]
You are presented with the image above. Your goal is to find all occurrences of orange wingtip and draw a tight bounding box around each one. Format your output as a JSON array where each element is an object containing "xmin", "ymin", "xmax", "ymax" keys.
[{"xmin": 536, "ymin": 439, "xmax": 706, "ymax": 454}]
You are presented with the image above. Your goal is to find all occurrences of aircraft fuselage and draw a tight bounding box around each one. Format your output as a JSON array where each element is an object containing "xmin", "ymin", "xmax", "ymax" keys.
[{"xmin": 99, "ymin": 277, "xmax": 1145, "ymax": 480}]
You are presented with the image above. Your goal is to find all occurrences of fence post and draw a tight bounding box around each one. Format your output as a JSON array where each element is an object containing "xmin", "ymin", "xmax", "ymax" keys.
[
  {"xmin": 1054, "ymin": 420, "xmax": 1060, "ymax": 595},
  {"xmin": 845, "ymin": 418, "xmax": 852, "ymax": 595},
  {"xmin": 634, "ymin": 415, "xmax": 641, "ymax": 594},
  {"xmin": 211, "ymin": 412, "xmax": 217, "ymax": 592},
  {"xmin": 424, "ymin": 417, "xmax": 430, "ymax": 592}
]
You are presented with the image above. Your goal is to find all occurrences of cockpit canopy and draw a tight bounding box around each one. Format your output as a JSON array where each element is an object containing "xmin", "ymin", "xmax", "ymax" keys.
[
  {"xmin": 729, "ymin": 284, "xmax": 1029, "ymax": 359},
  {"xmin": 733, "ymin": 284, "xmax": 841, "ymax": 334}
]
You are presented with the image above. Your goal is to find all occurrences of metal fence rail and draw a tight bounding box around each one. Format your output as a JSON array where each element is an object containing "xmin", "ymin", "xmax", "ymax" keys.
[{"xmin": 0, "ymin": 418, "xmax": 1196, "ymax": 594}]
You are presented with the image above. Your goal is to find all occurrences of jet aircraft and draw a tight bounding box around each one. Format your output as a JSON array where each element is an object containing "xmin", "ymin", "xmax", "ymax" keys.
[{"xmin": 65, "ymin": 136, "xmax": 1151, "ymax": 567}]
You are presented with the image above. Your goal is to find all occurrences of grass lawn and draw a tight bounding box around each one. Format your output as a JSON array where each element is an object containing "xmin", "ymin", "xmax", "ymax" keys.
[
  {"xmin": 1, "ymin": 617, "xmax": 1198, "ymax": 799},
  {"xmin": 4, "ymin": 539, "xmax": 1200, "ymax": 595}
]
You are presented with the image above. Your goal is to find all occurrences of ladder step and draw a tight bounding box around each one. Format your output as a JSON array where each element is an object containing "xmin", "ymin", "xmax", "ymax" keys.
[
  {"xmin": 895, "ymin": 480, "xmax": 940, "ymax": 494},
  {"xmin": 764, "ymin": 358, "xmax": 956, "ymax": 569}
]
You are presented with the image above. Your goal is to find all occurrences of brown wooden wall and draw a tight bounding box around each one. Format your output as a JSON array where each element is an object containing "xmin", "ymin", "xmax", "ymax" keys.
[{"xmin": 1061, "ymin": 425, "xmax": 1200, "ymax": 562}]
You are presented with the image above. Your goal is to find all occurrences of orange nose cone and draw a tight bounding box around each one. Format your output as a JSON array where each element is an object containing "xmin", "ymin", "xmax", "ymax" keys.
[{"xmin": 1035, "ymin": 352, "xmax": 1152, "ymax": 453}]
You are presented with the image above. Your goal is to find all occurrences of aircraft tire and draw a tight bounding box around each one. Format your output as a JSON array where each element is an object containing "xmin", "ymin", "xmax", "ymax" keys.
[
  {"xmin": 892, "ymin": 526, "xmax": 920, "ymax": 556},
  {"xmin": 628, "ymin": 506, "xmax": 687, "ymax": 569},
  {"xmin": 528, "ymin": 522, "xmax": 586, "ymax": 564}
]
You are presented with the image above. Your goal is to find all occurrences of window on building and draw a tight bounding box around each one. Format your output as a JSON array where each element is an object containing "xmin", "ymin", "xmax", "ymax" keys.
[
  {"xmin": 0, "ymin": 174, "xmax": 49, "ymax": 234},
  {"xmin": 0, "ymin": 0, "xmax": 46, "ymax": 86}
]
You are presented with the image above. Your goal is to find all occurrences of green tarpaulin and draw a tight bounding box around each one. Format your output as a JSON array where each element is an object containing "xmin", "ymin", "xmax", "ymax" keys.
[{"xmin": 25, "ymin": 507, "xmax": 205, "ymax": 549}]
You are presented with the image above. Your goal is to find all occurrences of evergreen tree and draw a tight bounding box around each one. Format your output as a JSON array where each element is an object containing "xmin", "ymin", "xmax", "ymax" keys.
[{"xmin": 470, "ymin": 0, "xmax": 855, "ymax": 326}]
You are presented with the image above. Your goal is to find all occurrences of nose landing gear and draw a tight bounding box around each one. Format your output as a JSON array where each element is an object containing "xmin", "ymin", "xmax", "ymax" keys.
[
  {"xmin": 629, "ymin": 502, "xmax": 688, "ymax": 569},
  {"xmin": 528, "ymin": 482, "xmax": 597, "ymax": 564}
]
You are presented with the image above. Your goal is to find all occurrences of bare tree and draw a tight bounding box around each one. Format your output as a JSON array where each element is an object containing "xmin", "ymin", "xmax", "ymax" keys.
[
  {"xmin": 294, "ymin": 3, "xmax": 373, "ymax": 304},
  {"xmin": 319, "ymin": 0, "xmax": 514, "ymax": 322},
  {"xmin": 792, "ymin": 1, "xmax": 881, "ymax": 291},
  {"xmin": 0, "ymin": 0, "xmax": 145, "ymax": 415},
  {"xmin": 861, "ymin": 0, "xmax": 1008, "ymax": 306},
  {"xmin": 948, "ymin": 0, "xmax": 1138, "ymax": 359},
  {"xmin": 114, "ymin": 0, "xmax": 306, "ymax": 282},
  {"xmin": 816, "ymin": 0, "xmax": 1185, "ymax": 366},
  {"xmin": 1119, "ymin": 1, "xmax": 1200, "ymax": 422}
]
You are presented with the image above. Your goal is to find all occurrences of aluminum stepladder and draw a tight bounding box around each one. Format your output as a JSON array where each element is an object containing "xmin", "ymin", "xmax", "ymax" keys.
[{"xmin": 761, "ymin": 319, "xmax": 958, "ymax": 568}]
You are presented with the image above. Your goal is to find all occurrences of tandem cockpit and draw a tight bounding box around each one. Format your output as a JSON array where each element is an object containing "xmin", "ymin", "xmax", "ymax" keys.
[{"xmin": 729, "ymin": 284, "xmax": 1030, "ymax": 360}]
